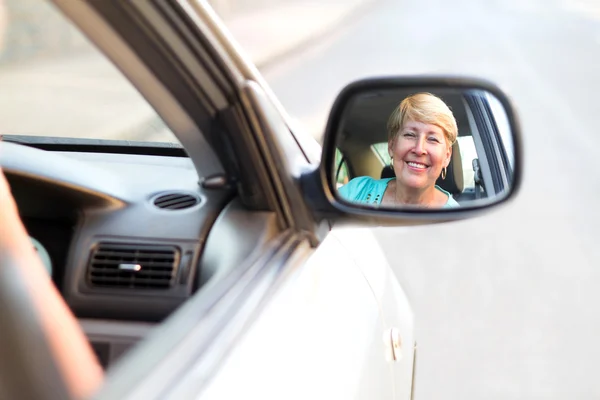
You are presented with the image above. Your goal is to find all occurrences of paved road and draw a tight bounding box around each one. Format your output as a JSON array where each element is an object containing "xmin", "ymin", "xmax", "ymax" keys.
[{"xmin": 262, "ymin": 0, "xmax": 600, "ymax": 398}]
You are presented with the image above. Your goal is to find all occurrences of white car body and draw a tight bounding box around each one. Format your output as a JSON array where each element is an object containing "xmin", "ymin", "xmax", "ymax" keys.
[{"xmin": 194, "ymin": 227, "xmax": 415, "ymax": 399}]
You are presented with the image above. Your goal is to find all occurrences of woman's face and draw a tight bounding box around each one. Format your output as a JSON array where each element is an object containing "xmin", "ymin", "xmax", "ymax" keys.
[{"xmin": 388, "ymin": 119, "xmax": 452, "ymax": 191}]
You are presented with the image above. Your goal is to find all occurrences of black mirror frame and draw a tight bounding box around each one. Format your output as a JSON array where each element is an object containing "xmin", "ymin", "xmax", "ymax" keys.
[{"xmin": 316, "ymin": 75, "xmax": 524, "ymax": 225}]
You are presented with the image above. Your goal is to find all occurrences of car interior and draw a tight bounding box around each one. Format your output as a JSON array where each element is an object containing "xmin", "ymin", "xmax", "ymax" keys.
[
  {"xmin": 334, "ymin": 88, "xmax": 488, "ymax": 204},
  {"xmin": 0, "ymin": 137, "xmax": 283, "ymax": 370},
  {"xmin": 0, "ymin": 0, "xmax": 302, "ymax": 374}
]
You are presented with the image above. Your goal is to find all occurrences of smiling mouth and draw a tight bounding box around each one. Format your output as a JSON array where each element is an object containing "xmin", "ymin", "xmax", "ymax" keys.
[{"xmin": 406, "ymin": 161, "xmax": 429, "ymax": 170}]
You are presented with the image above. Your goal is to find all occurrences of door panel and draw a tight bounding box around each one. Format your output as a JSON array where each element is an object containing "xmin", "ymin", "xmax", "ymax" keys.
[
  {"xmin": 331, "ymin": 227, "xmax": 415, "ymax": 399},
  {"xmin": 196, "ymin": 231, "xmax": 394, "ymax": 399}
]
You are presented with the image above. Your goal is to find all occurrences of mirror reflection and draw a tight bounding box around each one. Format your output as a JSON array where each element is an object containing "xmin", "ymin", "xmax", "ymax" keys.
[{"xmin": 334, "ymin": 88, "xmax": 515, "ymax": 209}]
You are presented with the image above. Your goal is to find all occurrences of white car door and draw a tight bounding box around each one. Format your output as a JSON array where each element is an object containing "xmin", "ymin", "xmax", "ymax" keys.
[
  {"xmin": 194, "ymin": 229, "xmax": 399, "ymax": 399},
  {"xmin": 333, "ymin": 227, "xmax": 416, "ymax": 399}
]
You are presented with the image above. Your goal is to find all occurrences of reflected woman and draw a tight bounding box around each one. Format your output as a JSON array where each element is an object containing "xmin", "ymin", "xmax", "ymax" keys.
[{"xmin": 339, "ymin": 92, "xmax": 460, "ymax": 208}]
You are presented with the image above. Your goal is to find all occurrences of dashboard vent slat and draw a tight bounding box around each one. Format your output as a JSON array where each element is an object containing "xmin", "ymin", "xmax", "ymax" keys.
[
  {"xmin": 153, "ymin": 192, "xmax": 200, "ymax": 210},
  {"xmin": 94, "ymin": 252, "xmax": 175, "ymax": 260},
  {"xmin": 88, "ymin": 243, "xmax": 180, "ymax": 289},
  {"xmin": 90, "ymin": 270, "xmax": 173, "ymax": 277}
]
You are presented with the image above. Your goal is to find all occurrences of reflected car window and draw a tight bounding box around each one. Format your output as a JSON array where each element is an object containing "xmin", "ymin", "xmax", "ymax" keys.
[{"xmin": 486, "ymin": 92, "xmax": 514, "ymax": 170}]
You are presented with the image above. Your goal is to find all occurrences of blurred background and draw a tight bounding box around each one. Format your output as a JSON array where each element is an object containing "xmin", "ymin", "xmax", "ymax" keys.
[{"xmin": 1, "ymin": 0, "xmax": 600, "ymax": 398}]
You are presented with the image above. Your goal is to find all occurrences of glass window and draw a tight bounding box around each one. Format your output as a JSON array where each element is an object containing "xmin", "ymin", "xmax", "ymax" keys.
[
  {"xmin": 0, "ymin": 1, "xmax": 177, "ymax": 143},
  {"xmin": 371, "ymin": 143, "xmax": 390, "ymax": 165},
  {"xmin": 456, "ymin": 136, "xmax": 477, "ymax": 190},
  {"xmin": 486, "ymin": 92, "xmax": 514, "ymax": 171},
  {"xmin": 334, "ymin": 148, "xmax": 350, "ymax": 188}
]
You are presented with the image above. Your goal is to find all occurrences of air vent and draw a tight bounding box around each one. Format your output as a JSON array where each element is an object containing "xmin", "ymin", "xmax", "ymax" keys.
[
  {"xmin": 153, "ymin": 192, "xmax": 200, "ymax": 210},
  {"xmin": 88, "ymin": 243, "xmax": 180, "ymax": 289}
]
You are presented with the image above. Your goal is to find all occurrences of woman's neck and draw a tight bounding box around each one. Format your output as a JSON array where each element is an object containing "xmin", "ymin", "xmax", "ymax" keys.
[{"xmin": 394, "ymin": 181, "xmax": 438, "ymax": 207}]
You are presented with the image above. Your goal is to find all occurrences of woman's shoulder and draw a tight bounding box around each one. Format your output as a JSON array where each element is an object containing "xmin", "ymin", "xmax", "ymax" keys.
[
  {"xmin": 444, "ymin": 195, "xmax": 460, "ymax": 208},
  {"xmin": 339, "ymin": 176, "xmax": 391, "ymax": 202},
  {"xmin": 344, "ymin": 176, "xmax": 376, "ymax": 188},
  {"xmin": 343, "ymin": 176, "xmax": 392, "ymax": 190},
  {"xmin": 435, "ymin": 185, "xmax": 460, "ymax": 208},
  {"xmin": 339, "ymin": 176, "xmax": 375, "ymax": 197}
]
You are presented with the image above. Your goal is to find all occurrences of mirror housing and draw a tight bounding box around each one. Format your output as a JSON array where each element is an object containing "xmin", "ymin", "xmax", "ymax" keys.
[{"xmin": 302, "ymin": 76, "xmax": 523, "ymax": 226}]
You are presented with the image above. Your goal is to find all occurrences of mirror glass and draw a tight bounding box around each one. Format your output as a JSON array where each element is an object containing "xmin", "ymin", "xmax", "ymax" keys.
[{"xmin": 332, "ymin": 87, "xmax": 516, "ymax": 210}]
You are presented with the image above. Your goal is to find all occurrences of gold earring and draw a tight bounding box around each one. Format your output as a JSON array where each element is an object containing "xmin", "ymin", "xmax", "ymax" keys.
[{"xmin": 441, "ymin": 167, "xmax": 447, "ymax": 180}]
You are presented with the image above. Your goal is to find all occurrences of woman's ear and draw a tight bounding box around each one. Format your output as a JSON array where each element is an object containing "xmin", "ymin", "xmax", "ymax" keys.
[
  {"xmin": 444, "ymin": 143, "xmax": 453, "ymax": 167},
  {"xmin": 388, "ymin": 139, "xmax": 395, "ymax": 159}
]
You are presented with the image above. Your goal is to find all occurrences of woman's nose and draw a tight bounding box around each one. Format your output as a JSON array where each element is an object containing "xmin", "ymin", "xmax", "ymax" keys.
[{"xmin": 412, "ymin": 137, "xmax": 427, "ymax": 154}]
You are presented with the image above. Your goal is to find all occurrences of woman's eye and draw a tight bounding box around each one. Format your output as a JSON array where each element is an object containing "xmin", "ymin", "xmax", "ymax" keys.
[
  {"xmin": 403, "ymin": 132, "xmax": 416, "ymax": 138},
  {"xmin": 428, "ymin": 136, "xmax": 440, "ymax": 143}
]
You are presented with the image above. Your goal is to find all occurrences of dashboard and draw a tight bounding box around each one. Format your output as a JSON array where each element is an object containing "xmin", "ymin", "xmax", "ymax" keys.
[
  {"xmin": 2, "ymin": 141, "xmax": 235, "ymax": 322},
  {"xmin": 2, "ymin": 141, "xmax": 233, "ymax": 367},
  {"xmin": 26, "ymin": 220, "xmax": 73, "ymax": 290},
  {"xmin": 1, "ymin": 141, "xmax": 282, "ymax": 369}
]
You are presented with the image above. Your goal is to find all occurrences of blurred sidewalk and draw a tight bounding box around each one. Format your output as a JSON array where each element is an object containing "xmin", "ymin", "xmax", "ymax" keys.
[
  {"xmin": 0, "ymin": 0, "xmax": 373, "ymax": 141},
  {"xmin": 221, "ymin": 0, "xmax": 373, "ymax": 68}
]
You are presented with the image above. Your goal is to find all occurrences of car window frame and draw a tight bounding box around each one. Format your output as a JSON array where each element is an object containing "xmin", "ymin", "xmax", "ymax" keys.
[
  {"xmin": 482, "ymin": 92, "xmax": 515, "ymax": 186},
  {"xmin": 463, "ymin": 94, "xmax": 505, "ymax": 196},
  {"xmin": 468, "ymin": 92, "xmax": 512, "ymax": 193}
]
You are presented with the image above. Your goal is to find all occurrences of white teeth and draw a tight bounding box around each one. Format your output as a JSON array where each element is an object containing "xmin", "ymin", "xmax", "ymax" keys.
[{"xmin": 407, "ymin": 162, "xmax": 427, "ymax": 169}]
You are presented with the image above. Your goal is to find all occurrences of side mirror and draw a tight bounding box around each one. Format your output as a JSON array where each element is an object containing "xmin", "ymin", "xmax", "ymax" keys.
[{"xmin": 315, "ymin": 76, "xmax": 523, "ymax": 223}]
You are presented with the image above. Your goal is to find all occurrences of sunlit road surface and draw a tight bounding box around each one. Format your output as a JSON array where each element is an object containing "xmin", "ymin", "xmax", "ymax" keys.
[{"xmin": 262, "ymin": 0, "xmax": 600, "ymax": 398}]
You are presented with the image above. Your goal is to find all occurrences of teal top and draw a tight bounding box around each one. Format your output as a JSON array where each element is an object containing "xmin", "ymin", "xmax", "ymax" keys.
[{"xmin": 339, "ymin": 177, "xmax": 459, "ymax": 208}]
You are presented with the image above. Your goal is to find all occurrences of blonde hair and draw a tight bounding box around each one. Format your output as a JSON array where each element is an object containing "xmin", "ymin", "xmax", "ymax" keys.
[{"xmin": 387, "ymin": 92, "xmax": 458, "ymax": 145}]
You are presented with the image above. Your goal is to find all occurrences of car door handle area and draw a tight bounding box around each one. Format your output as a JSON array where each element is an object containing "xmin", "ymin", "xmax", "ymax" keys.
[{"xmin": 384, "ymin": 327, "xmax": 402, "ymax": 362}]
